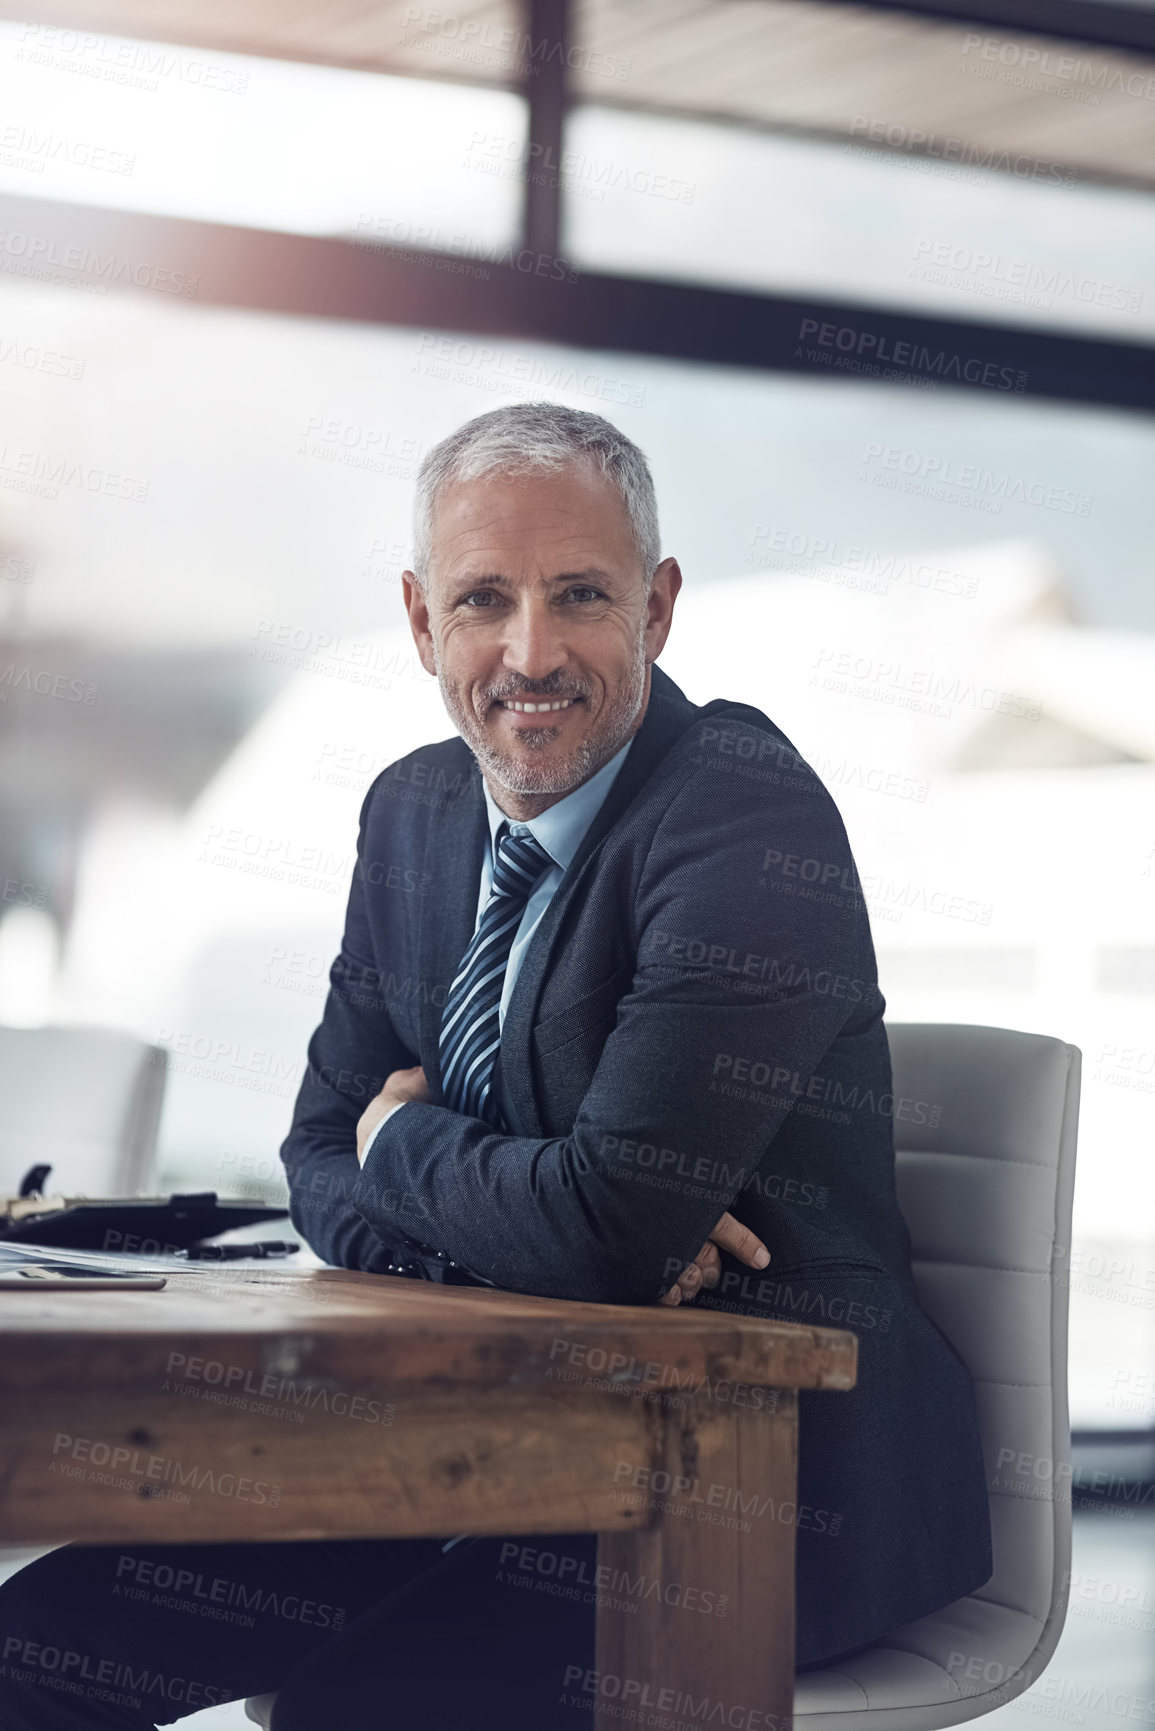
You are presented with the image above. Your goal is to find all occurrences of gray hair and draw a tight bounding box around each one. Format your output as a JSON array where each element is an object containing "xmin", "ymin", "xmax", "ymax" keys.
[{"xmin": 411, "ymin": 401, "xmax": 660, "ymax": 588}]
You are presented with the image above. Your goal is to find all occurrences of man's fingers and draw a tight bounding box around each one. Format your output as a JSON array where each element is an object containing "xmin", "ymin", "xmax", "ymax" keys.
[
  {"xmin": 709, "ymin": 1211, "xmax": 770, "ymax": 1269},
  {"xmin": 655, "ymin": 1235, "xmax": 730, "ymax": 1308},
  {"xmin": 658, "ymin": 1259, "xmax": 704, "ymax": 1307}
]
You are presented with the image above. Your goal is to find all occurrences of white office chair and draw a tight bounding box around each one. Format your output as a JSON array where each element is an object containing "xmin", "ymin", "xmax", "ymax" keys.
[
  {"xmin": 796, "ymin": 1023, "xmax": 1080, "ymax": 1728},
  {"xmin": 246, "ymin": 1022, "xmax": 1080, "ymax": 1731},
  {"xmin": 0, "ymin": 1023, "xmax": 168, "ymax": 1197},
  {"xmin": 0, "ymin": 1024, "xmax": 170, "ymax": 1584}
]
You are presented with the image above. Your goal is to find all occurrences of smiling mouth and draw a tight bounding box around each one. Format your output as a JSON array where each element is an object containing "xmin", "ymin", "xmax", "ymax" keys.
[{"xmin": 494, "ymin": 697, "xmax": 582, "ymax": 715}]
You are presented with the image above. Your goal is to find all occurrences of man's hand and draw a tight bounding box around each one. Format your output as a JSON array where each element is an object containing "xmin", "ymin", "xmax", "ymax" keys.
[
  {"xmin": 657, "ymin": 1211, "xmax": 770, "ymax": 1306},
  {"xmin": 356, "ymin": 1065, "xmax": 430, "ymax": 1165}
]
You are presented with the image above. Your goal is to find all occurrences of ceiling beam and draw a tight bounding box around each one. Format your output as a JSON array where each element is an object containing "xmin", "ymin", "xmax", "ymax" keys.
[
  {"xmin": 1, "ymin": 192, "xmax": 1151, "ymax": 412},
  {"xmin": 798, "ymin": 0, "xmax": 1155, "ymax": 55}
]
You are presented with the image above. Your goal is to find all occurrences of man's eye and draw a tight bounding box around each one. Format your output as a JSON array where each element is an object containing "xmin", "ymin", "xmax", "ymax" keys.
[
  {"xmin": 565, "ymin": 587, "xmax": 604, "ymax": 603},
  {"xmin": 461, "ymin": 592, "xmax": 501, "ymax": 607}
]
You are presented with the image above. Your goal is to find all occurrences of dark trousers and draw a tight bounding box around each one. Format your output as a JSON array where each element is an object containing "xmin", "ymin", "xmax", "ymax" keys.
[{"xmin": 0, "ymin": 1531, "xmax": 601, "ymax": 1729}]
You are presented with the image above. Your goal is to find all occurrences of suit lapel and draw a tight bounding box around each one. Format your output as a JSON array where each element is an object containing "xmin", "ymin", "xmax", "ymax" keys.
[
  {"xmin": 416, "ymin": 749, "xmax": 487, "ymax": 1106},
  {"xmin": 414, "ymin": 666, "xmax": 698, "ymax": 1127},
  {"xmin": 499, "ymin": 665, "xmax": 698, "ymax": 1136}
]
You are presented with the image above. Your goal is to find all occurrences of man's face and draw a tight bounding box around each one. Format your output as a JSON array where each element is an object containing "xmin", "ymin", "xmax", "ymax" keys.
[{"xmin": 402, "ymin": 461, "xmax": 680, "ymax": 811}]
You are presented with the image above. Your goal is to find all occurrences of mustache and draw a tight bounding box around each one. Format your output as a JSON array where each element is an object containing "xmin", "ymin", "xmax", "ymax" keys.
[{"xmin": 488, "ymin": 687, "xmax": 586, "ymax": 703}]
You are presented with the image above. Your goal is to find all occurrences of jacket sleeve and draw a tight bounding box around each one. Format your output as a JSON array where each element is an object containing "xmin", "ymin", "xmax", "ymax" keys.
[
  {"xmin": 351, "ymin": 762, "xmax": 875, "ymax": 1304},
  {"xmin": 278, "ymin": 781, "xmax": 421, "ymax": 1272}
]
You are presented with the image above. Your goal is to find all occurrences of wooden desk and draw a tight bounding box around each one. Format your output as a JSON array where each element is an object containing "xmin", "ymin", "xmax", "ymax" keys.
[{"xmin": 0, "ymin": 1266, "xmax": 856, "ymax": 1727}]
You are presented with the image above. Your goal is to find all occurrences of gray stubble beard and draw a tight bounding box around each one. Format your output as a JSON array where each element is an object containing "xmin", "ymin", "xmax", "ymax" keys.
[{"xmin": 434, "ymin": 615, "xmax": 649, "ymax": 798}]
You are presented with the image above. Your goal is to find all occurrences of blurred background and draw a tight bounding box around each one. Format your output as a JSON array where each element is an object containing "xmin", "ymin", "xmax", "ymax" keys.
[{"xmin": 0, "ymin": 0, "xmax": 1153, "ymax": 1719}]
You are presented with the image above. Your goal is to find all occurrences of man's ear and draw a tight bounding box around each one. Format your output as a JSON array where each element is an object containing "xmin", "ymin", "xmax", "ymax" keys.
[
  {"xmin": 402, "ymin": 572, "xmax": 438, "ymax": 678},
  {"xmin": 645, "ymin": 557, "xmax": 683, "ymax": 663}
]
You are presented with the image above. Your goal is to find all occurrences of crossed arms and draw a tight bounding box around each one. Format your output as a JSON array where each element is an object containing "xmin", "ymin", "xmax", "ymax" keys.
[{"xmin": 280, "ymin": 757, "xmax": 870, "ymax": 1307}]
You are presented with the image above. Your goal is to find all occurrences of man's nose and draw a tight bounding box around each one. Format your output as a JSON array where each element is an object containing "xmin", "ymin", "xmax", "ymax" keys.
[{"xmin": 501, "ymin": 595, "xmax": 570, "ymax": 683}]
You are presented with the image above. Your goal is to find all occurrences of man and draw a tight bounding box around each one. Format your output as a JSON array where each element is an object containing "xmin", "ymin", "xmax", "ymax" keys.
[{"xmin": 0, "ymin": 403, "xmax": 991, "ymax": 1729}]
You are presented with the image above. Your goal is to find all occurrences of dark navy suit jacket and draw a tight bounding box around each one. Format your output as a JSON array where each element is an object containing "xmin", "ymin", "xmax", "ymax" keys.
[{"xmin": 280, "ymin": 661, "xmax": 993, "ymax": 1665}]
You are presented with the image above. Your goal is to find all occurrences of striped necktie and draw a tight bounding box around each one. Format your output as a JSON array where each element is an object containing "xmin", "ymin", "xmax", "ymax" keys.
[{"xmin": 439, "ymin": 820, "xmax": 554, "ymax": 1127}]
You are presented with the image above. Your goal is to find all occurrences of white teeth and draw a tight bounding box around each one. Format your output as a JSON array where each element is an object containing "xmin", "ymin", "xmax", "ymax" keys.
[{"xmin": 502, "ymin": 698, "xmax": 576, "ymax": 713}]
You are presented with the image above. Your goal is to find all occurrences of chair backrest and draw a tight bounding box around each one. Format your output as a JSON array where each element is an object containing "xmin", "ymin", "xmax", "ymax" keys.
[
  {"xmin": 796, "ymin": 1023, "xmax": 1080, "ymax": 1731},
  {"xmin": 0, "ymin": 1024, "xmax": 168, "ymax": 1197},
  {"xmin": 890, "ymin": 1019, "xmax": 1079, "ymax": 1653}
]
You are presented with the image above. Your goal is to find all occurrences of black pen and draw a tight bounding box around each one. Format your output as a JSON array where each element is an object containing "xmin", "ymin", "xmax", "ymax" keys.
[{"xmin": 183, "ymin": 1241, "xmax": 300, "ymax": 1261}]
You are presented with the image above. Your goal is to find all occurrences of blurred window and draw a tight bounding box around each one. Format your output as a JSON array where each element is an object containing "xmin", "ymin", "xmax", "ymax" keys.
[
  {"xmin": 561, "ymin": 102, "xmax": 1155, "ymax": 342},
  {"xmin": 0, "ymin": 23, "xmax": 527, "ymax": 250}
]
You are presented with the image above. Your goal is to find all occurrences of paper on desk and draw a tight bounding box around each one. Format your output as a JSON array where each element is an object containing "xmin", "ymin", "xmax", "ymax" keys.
[{"xmin": 0, "ymin": 1240, "xmax": 192, "ymax": 1275}]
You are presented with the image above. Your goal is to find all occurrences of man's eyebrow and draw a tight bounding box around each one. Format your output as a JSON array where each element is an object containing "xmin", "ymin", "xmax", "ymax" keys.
[{"xmin": 446, "ymin": 567, "xmax": 617, "ymax": 593}]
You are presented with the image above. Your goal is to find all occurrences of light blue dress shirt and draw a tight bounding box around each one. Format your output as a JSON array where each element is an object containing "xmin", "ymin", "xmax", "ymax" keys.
[{"xmin": 359, "ymin": 734, "xmax": 634, "ymax": 1164}]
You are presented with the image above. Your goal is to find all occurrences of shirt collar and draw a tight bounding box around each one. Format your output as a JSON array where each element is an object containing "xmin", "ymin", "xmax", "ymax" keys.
[{"xmin": 481, "ymin": 735, "xmax": 635, "ymax": 873}]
